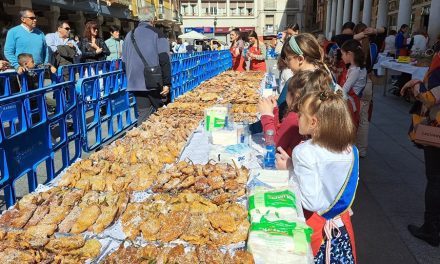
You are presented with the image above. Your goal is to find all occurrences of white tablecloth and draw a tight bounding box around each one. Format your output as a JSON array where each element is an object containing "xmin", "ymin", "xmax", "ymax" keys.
[
  {"xmin": 379, "ymin": 60, "xmax": 429, "ymax": 80},
  {"xmin": 373, "ymin": 53, "xmax": 394, "ymax": 76}
]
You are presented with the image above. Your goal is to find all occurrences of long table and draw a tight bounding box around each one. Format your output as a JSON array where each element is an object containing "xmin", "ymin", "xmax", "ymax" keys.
[{"xmin": 378, "ymin": 59, "xmax": 429, "ymax": 96}]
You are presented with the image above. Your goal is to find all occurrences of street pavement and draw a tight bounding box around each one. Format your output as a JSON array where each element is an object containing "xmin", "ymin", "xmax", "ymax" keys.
[{"xmin": 353, "ymin": 82, "xmax": 440, "ymax": 264}]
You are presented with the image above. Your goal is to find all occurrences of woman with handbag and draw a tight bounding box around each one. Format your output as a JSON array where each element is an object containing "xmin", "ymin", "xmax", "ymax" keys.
[{"xmin": 400, "ymin": 52, "xmax": 440, "ymax": 247}]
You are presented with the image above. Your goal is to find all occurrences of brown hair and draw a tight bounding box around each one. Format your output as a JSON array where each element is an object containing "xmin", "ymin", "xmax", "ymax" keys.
[
  {"xmin": 281, "ymin": 33, "xmax": 325, "ymax": 69},
  {"xmin": 341, "ymin": 39, "xmax": 365, "ymax": 68},
  {"xmin": 286, "ymin": 69, "xmax": 333, "ymax": 113},
  {"xmin": 299, "ymin": 90, "xmax": 356, "ymax": 152},
  {"xmin": 248, "ymin": 30, "xmax": 260, "ymax": 50},
  {"xmin": 277, "ymin": 43, "xmax": 288, "ymax": 71},
  {"xmin": 353, "ymin": 22, "xmax": 370, "ymax": 66},
  {"xmin": 83, "ymin": 21, "xmax": 98, "ymax": 41}
]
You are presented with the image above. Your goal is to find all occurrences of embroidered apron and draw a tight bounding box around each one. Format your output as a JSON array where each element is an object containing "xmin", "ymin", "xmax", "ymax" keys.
[
  {"xmin": 249, "ymin": 45, "xmax": 266, "ymax": 72},
  {"xmin": 230, "ymin": 45, "xmax": 245, "ymax": 72},
  {"xmin": 305, "ymin": 146, "xmax": 360, "ymax": 264}
]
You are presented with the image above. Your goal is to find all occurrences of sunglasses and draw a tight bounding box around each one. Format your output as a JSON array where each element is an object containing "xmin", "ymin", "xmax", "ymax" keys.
[{"xmin": 24, "ymin": 16, "xmax": 37, "ymax": 20}]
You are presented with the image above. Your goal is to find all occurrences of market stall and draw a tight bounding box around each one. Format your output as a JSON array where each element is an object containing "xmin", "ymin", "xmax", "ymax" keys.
[{"xmin": 0, "ymin": 70, "xmax": 312, "ymax": 263}]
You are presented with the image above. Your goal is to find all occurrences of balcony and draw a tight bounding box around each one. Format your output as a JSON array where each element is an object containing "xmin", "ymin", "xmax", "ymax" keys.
[{"xmin": 104, "ymin": 0, "xmax": 131, "ymax": 6}]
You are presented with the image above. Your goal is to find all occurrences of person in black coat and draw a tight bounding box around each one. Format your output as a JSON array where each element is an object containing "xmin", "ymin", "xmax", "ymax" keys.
[{"xmin": 79, "ymin": 21, "xmax": 110, "ymax": 62}]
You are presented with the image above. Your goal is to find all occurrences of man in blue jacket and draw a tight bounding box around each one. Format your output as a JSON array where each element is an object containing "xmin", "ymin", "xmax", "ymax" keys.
[{"xmin": 4, "ymin": 9, "xmax": 48, "ymax": 73}]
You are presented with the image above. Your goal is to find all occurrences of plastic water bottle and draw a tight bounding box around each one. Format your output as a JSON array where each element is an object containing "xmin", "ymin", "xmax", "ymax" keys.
[
  {"xmin": 240, "ymin": 122, "xmax": 250, "ymax": 145},
  {"xmin": 264, "ymin": 129, "xmax": 276, "ymax": 169},
  {"xmin": 265, "ymin": 72, "xmax": 273, "ymax": 90},
  {"xmin": 271, "ymin": 64, "xmax": 278, "ymax": 95}
]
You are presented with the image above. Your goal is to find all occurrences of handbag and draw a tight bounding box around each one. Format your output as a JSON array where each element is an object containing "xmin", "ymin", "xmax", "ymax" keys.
[
  {"xmin": 414, "ymin": 123, "xmax": 440, "ymax": 148},
  {"xmin": 130, "ymin": 28, "xmax": 163, "ymax": 90}
]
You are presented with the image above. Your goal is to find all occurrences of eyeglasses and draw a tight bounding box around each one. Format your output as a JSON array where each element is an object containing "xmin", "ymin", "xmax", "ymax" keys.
[
  {"xmin": 24, "ymin": 16, "xmax": 37, "ymax": 20},
  {"xmin": 63, "ymin": 27, "xmax": 71, "ymax": 31}
]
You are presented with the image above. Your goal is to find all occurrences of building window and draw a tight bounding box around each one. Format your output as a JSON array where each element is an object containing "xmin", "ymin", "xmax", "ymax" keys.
[
  {"xmin": 210, "ymin": 7, "xmax": 217, "ymax": 15},
  {"xmin": 287, "ymin": 15, "xmax": 296, "ymax": 27},
  {"xmin": 265, "ymin": 14, "xmax": 275, "ymax": 33},
  {"xmin": 265, "ymin": 0, "xmax": 276, "ymax": 10},
  {"xmin": 286, "ymin": 0, "xmax": 299, "ymax": 9}
]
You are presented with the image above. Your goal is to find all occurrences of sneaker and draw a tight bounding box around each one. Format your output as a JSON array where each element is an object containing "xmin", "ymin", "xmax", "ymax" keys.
[{"xmin": 408, "ymin": 224, "xmax": 440, "ymax": 247}]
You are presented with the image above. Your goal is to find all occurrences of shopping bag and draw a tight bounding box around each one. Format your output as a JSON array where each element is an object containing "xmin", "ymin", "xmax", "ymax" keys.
[{"xmin": 414, "ymin": 124, "xmax": 440, "ymax": 148}]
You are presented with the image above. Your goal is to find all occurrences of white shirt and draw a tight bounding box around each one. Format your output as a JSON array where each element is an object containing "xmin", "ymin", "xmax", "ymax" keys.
[
  {"xmin": 292, "ymin": 140, "xmax": 355, "ymax": 214},
  {"xmin": 411, "ymin": 34, "xmax": 428, "ymax": 53},
  {"xmin": 175, "ymin": 43, "xmax": 188, "ymax": 53},
  {"xmin": 383, "ymin": 35, "xmax": 396, "ymax": 54},
  {"xmin": 279, "ymin": 68, "xmax": 293, "ymax": 90},
  {"xmin": 342, "ymin": 65, "xmax": 367, "ymax": 96}
]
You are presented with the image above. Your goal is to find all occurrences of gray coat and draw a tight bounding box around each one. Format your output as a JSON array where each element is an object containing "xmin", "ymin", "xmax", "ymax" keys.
[{"xmin": 122, "ymin": 22, "xmax": 171, "ymax": 92}]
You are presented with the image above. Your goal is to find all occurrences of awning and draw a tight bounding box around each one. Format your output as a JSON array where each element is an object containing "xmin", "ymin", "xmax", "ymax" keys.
[
  {"xmin": 32, "ymin": 0, "xmax": 133, "ymax": 19},
  {"xmin": 178, "ymin": 30, "xmax": 208, "ymax": 39}
]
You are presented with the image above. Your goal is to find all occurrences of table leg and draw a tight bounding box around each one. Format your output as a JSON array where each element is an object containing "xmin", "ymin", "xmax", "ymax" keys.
[{"xmin": 383, "ymin": 68, "xmax": 388, "ymax": 96}]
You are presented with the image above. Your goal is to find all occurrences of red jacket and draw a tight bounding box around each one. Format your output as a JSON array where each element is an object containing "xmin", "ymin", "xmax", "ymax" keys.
[{"xmin": 260, "ymin": 107, "xmax": 302, "ymax": 156}]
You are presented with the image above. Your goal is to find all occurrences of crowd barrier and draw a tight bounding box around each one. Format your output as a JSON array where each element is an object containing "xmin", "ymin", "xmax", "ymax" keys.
[
  {"xmin": 57, "ymin": 59, "xmax": 121, "ymax": 82},
  {"xmin": 0, "ymin": 51, "xmax": 232, "ymax": 206},
  {"xmin": 170, "ymin": 50, "xmax": 232, "ymax": 101},
  {"xmin": 0, "ymin": 68, "xmax": 56, "ymax": 98},
  {"xmin": 0, "ymin": 81, "xmax": 81, "ymax": 207},
  {"xmin": 76, "ymin": 70, "xmax": 137, "ymax": 152}
]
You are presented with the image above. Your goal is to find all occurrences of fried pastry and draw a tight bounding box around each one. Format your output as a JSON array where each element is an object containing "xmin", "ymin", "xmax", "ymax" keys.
[{"xmin": 70, "ymin": 205, "xmax": 101, "ymax": 234}]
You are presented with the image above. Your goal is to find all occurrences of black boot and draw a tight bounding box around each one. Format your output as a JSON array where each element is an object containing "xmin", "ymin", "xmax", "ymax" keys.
[{"xmin": 408, "ymin": 223, "xmax": 440, "ymax": 247}]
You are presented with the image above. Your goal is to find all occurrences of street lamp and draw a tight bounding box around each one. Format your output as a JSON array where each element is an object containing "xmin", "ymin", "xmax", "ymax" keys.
[{"xmin": 213, "ymin": 16, "xmax": 217, "ymax": 39}]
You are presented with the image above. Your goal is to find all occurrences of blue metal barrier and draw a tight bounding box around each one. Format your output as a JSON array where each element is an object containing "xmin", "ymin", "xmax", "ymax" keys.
[
  {"xmin": 0, "ymin": 51, "xmax": 232, "ymax": 206},
  {"xmin": 57, "ymin": 59, "xmax": 122, "ymax": 82},
  {"xmin": 0, "ymin": 81, "xmax": 81, "ymax": 207},
  {"xmin": 76, "ymin": 70, "xmax": 137, "ymax": 152},
  {"xmin": 170, "ymin": 50, "xmax": 232, "ymax": 101},
  {"xmin": 0, "ymin": 68, "xmax": 56, "ymax": 98}
]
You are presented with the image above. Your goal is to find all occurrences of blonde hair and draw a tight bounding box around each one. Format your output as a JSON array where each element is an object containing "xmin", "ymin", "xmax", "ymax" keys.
[
  {"xmin": 299, "ymin": 90, "xmax": 356, "ymax": 152},
  {"xmin": 286, "ymin": 69, "xmax": 333, "ymax": 113}
]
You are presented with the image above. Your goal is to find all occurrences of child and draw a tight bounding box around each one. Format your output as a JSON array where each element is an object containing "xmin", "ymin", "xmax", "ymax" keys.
[
  {"xmin": 18, "ymin": 53, "xmax": 57, "ymax": 74},
  {"xmin": 258, "ymin": 69, "xmax": 332, "ymax": 157},
  {"xmin": 277, "ymin": 90, "xmax": 359, "ymax": 263},
  {"xmin": 340, "ymin": 39, "xmax": 367, "ymax": 128},
  {"xmin": 16, "ymin": 53, "xmax": 57, "ymax": 91}
]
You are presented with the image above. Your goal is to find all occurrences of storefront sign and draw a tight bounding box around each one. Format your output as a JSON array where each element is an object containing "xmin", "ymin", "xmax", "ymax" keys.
[
  {"xmin": 215, "ymin": 27, "xmax": 230, "ymax": 33},
  {"xmin": 184, "ymin": 27, "xmax": 204, "ymax": 33},
  {"xmin": 239, "ymin": 27, "xmax": 255, "ymax": 32},
  {"xmin": 204, "ymin": 27, "xmax": 214, "ymax": 33}
]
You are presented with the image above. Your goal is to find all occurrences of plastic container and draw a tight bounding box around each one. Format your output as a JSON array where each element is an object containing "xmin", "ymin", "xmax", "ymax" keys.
[
  {"xmin": 265, "ymin": 73, "xmax": 273, "ymax": 90},
  {"xmin": 264, "ymin": 130, "xmax": 276, "ymax": 169}
]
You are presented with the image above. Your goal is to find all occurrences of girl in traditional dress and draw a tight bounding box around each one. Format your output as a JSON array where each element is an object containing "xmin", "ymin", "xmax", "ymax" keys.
[
  {"xmin": 277, "ymin": 89, "xmax": 359, "ymax": 263},
  {"xmin": 340, "ymin": 39, "xmax": 367, "ymax": 129}
]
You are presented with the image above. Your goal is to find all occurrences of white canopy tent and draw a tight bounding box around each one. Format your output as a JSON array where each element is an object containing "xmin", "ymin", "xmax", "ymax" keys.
[{"xmin": 178, "ymin": 31, "xmax": 208, "ymax": 40}]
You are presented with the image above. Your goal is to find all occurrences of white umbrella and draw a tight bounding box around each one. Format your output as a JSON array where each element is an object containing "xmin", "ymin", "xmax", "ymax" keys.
[{"xmin": 178, "ymin": 30, "xmax": 208, "ymax": 40}]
